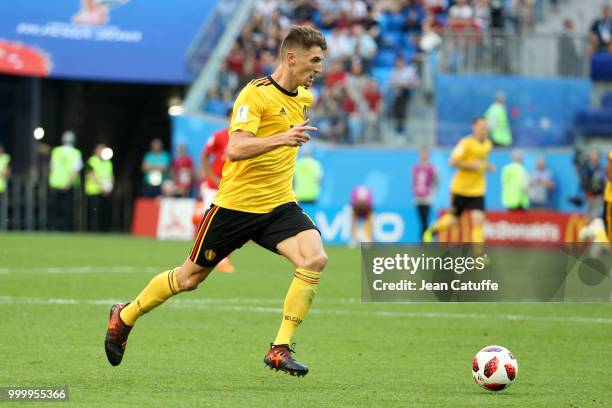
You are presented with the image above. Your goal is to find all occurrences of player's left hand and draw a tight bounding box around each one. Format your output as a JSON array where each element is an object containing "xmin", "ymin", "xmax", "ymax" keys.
[{"xmin": 486, "ymin": 163, "xmax": 496, "ymax": 172}]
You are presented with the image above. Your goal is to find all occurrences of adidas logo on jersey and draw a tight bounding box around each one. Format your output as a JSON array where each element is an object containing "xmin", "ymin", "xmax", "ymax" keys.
[{"xmin": 279, "ymin": 107, "xmax": 287, "ymax": 116}]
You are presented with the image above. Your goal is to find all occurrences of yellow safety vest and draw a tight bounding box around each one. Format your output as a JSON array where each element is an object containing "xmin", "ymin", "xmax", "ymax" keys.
[
  {"xmin": 85, "ymin": 156, "xmax": 113, "ymax": 195},
  {"xmin": 49, "ymin": 146, "xmax": 82, "ymax": 189},
  {"xmin": 0, "ymin": 153, "xmax": 10, "ymax": 193}
]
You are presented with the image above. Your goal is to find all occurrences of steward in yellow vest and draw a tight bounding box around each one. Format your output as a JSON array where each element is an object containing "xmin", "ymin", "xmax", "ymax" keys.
[
  {"xmin": 0, "ymin": 144, "xmax": 10, "ymax": 195},
  {"xmin": 48, "ymin": 131, "xmax": 82, "ymax": 231},
  {"xmin": 86, "ymin": 144, "xmax": 114, "ymax": 232}
]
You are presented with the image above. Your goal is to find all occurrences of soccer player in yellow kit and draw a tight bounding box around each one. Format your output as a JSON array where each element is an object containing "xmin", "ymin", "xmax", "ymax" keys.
[
  {"xmin": 602, "ymin": 149, "xmax": 612, "ymax": 241},
  {"xmin": 423, "ymin": 117, "xmax": 494, "ymax": 244},
  {"xmin": 579, "ymin": 149, "xmax": 612, "ymax": 250},
  {"xmin": 105, "ymin": 26, "xmax": 327, "ymax": 377}
]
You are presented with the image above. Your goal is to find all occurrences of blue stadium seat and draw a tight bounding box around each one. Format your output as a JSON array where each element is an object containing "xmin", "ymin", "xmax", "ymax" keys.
[
  {"xmin": 374, "ymin": 49, "xmax": 397, "ymax": 68},
  {"xmin": 371, "ymin": 67, "xmax": 392, "ymax": 92},
  {"xmin": 602, "ymin": 92, "xmax": 612, "ymax": 109},
  {"xmin": 386, "ymin": 13, "xmax": 405, "ymax": 31},
  {"xmin": 378, "ymin": 13, "xmax": 390, "ymax": 32},
  {"xmin": 381, "ymin": 31, "xmax": 403, "ymax": 49},
  {"xmin": 401, "ymin": 41, "xmax": 417, "ymax": 62},
  {"xmin": 311, "ymin": 10, "xmax": 322, "ymax": 27},
  {"xmin": 574, "ymin": 108, "xmax": 612, "ymax": 137},
  {"xmin": 590, "ymin": 53, "xmax": 612, "ymax": 81},
  {"xmin": 402, "ymin": 49, "xmax": 416, "ymax": 63}
]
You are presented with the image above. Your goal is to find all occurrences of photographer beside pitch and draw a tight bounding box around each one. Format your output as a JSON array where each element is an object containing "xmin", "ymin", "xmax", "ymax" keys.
[{"xmin": 105, "ymin": 26, "xmax": 328, "ymax": 377}]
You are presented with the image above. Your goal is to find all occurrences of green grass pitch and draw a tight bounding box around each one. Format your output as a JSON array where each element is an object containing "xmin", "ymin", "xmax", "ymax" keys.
[{"xmin": 0, "ymin": 233, "xmax": 611, "ymax": 407}]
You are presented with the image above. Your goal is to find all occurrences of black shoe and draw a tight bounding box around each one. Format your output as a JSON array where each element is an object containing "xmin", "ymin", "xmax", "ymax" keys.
[
  {"xmin": 104, "ymin": 303, "xmax": 132, "ymax": 366},
  {"xmin": 263, "ymin": 343, "xmax": 309, "ymax": 377}
]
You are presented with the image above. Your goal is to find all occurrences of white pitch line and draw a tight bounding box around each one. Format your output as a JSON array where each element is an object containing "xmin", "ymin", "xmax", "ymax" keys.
[
  {"xmin": 0, "ymin": 295, "xmax": 611, "ymax": 325},
  {"xmin": 0, "ymin": 266, "xmax": 161, "ymax": 274}
]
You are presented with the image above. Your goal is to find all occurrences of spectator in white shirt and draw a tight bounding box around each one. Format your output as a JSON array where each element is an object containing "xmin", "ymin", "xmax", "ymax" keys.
[
  {"xmin": 449, "ymin": 0, "xmax": 474, "ymax": 27},
  {"xmin": 528, "ymin": 156, "xmax": 555, "ymax": 209},
  {"xmin": 255, "ymin": 0, "xmax": 279, "ymax": 22},
  {"xmin": 326, "ymin": 25, "xmax": 353, "ymax": 62},
  {"xmin": 347, "ymin": 24, "xmax": 378, "ymax": 70},
  {"xmin": 342, "ymin": 0, "xmax": 369, "ymax": 23}
]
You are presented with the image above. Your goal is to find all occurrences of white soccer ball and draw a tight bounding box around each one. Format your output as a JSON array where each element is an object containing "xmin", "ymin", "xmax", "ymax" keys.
[{"xmin": 472, "ymin": 345, "xmax": 518, "ymax": 391}]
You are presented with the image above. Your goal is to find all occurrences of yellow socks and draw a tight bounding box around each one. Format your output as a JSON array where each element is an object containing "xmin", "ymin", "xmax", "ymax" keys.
[
  {"xmin": 120, "ymin": 268, "xmax": 181, "ymax": 326},
  {"xmin": 471, "ymin": 223, "xmax": 485, "ymax": 243},
  {"xmin": 471, "ymin": 223, "xmax": 485, "ymax": 255},
  {"xmin": 432, "ymin": 213, "xmax": 455, "ymax": 233},
  {"xmin": 364, "ymin": 219, "xmax": 373, "ymax": 241},
  {"xmin": 273, "ymin": 268, "xmax": 321, "ymax": 345}
]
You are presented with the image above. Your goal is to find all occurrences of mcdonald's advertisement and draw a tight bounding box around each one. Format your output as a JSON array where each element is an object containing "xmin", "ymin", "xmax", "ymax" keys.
[{"xmin": 438, "ymin": 211, "xmax": 589, "ymax": 244}]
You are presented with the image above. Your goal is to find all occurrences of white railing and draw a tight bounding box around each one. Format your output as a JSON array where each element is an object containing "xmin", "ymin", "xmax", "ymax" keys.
[
  {"xmin": 184, "ymin": 0, "xmax": 256, "ymax": 113},
  {"xmin": 438, "ymin": 29, "xmax": 590, "ymax": 77}
]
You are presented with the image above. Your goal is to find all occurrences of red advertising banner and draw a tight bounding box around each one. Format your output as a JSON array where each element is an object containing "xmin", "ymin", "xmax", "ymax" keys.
[
  {"xmin": 131, "ymin": 197, "xmax": 196, "ymax": 240},
  {"xmin": 131, "ymin": 198, "xmax": 160, "ymax": 238},
  {"xmin": 438, "ymin": 211, "xmax": 588, "ymax": 243}
]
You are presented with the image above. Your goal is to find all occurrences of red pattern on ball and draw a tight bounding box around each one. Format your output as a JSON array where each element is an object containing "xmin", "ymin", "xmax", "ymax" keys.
[
  {"xmin": 504, "ymin": 363, "xmax": 516, "ymax": 381},
  {"xmin": 483, "ymin": 383, "xmax": 506, "ymax": 391},
  {"xmin": 483, "ymin": 356, "xmax": 499, "ymax": 378}
]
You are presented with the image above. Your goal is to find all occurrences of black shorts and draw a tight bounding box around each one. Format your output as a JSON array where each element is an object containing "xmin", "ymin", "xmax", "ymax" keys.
[
  {"xmin": 603, "ymin": 201, "xmax": 612, "ymax": 240},
  {"xmin": 450, "ymin": 194, "xmax": 485, "ymax": 217},
  {"xmin": 352, "ymin": 203, "xmax": 372, "ymax": 219},
  {"xmin": 188, "ymin": 202, "xmax": 319, "ymax": 267}
]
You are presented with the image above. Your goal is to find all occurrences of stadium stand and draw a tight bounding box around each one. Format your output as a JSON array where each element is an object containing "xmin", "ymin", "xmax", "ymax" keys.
[{"xmin": 202, "ymin": 0, "xmax": 556, "ymax": 145}]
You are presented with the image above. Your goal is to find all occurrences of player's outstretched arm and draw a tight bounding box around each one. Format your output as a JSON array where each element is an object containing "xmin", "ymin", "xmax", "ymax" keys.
[
  {"xmin": 200, "ymin": 151, "xmax": 220, "ymax": 185},
  {"xmin": 450, "ymin": 151, "xmax": 491, "ymax": 172},
  {"xmin": 450, "ymin": 153, "xmax": 478, "ymax": 171},
  {"xmin": 226, "ymin": 119, "xmax": 317, "ymax": 161}
]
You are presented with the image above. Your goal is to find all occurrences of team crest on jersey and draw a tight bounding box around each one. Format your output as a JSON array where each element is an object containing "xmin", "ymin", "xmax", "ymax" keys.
[
  {"xmin": 303, "ymin": 105, "xmax": 310, "ymax": 116},
  {"xmin": 279, "ymin": 106, "xmax": 287, "ymax": 116},
  {"xmin": 205, "ymin": 249, "xmax": 216, "ymax": 261}
]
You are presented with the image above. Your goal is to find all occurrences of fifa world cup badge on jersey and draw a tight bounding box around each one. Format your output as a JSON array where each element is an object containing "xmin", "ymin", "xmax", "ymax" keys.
[
  {"xmin": 236, "ymin": 105, "xmax": 248, "ymax": 122},
  {"xmin": 205, "ymin": 249, "xmax": 216, "ymax": 261}
]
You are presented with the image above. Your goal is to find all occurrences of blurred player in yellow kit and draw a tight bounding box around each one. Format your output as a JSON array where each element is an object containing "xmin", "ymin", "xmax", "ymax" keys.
[
  {"xmin": 602, "ymin": 148, "xmax": 612, "ymax": 242},
  {"xmin": 423, "ymin": 117, "xmax": 494, "ymax": 245},
  {"xmin": 580, "ymin": 148, "xmax": 612, "ymax": 245}
]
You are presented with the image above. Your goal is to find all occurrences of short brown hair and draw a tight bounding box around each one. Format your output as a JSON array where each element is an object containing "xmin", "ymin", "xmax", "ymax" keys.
[
  {"xmin": 280, "ymin": 25, "xmax": 327, "ymax": 55},
  {"xmin": 472, "ymin": 116, "xmax": 485, "ymax": 124}
]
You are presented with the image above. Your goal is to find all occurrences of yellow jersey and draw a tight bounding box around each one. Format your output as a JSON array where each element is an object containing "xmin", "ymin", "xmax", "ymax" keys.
[
  {"xmin": 449, "ymin": 135, "xmax": 492, "ymax": 197},
  {"xmin": 213, "ymin": 76, "xmax": 314, "ymax": 213},
  {"xmin": 605, "ymin": 149, "xmax": 612, "ymax": 202}
]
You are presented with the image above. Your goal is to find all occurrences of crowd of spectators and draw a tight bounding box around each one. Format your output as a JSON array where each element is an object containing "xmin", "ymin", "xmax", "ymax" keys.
[{"xmin": 205, "ymin": 0, "xmax": 557, "ymax": 144}]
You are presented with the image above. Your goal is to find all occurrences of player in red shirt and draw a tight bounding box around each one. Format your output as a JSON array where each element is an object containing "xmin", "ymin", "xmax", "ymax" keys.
[
  {"xmin": 192, "ymin": 109, "xmax": 235, "ymax": 272},
  {"xmin": 172, "ymin": 143, "xmax": 195, "ymax": 197},
  {"xmin": 201, "ymin": 131, "xmax": 228, "ymax": 207}
]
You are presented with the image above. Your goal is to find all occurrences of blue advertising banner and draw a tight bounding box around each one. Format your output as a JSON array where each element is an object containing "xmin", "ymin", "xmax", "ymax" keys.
[
  {"xmin": 0, "ymin": 0, "xmax": 215, "ymax": 83},
  {"xmin": 436, "ymin": 75, "xmax": 591, "ymax": 147}
]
